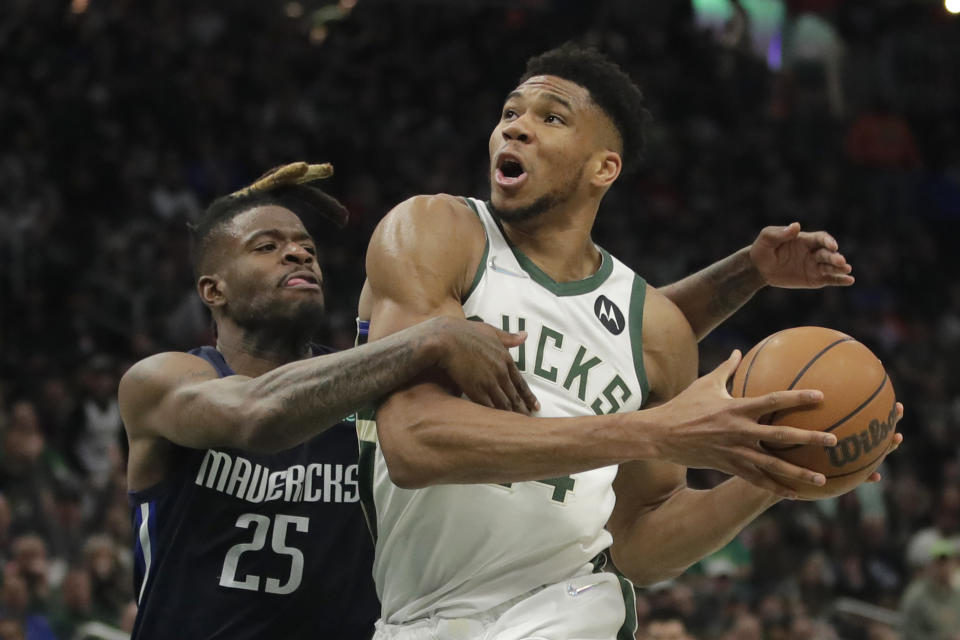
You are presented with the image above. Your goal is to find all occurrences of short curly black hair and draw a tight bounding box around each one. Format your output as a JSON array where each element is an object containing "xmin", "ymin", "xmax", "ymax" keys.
[
  {"xmin": 189, "ymin": 185, "xmax": 348, "ymax": 279},
  {"xmin": 520, "ymin": 43, "xmax": 650, "ymax": 171}
]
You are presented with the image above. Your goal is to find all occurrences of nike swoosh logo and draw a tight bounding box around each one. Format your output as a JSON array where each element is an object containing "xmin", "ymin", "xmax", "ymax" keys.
[
  {"xmin": 488, "ymin": 256, "xmax": 529, "ymax": 279},
  {"xmin": 566, "ymin": 581, "xmax": 603, "ymax": 597}
]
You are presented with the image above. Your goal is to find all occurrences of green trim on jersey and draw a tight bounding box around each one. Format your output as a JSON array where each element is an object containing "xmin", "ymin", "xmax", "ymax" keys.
[
  {"xmin": 616, "ymin": 574, "xmax": 638, "ymax": 640},
  {"xmin": 509, "ymin": 242, "xmax": 615, "ymax": 297},
  {"xmin": 628, "ymin": 275, "xmax": 650, "ymax": 405},
  {"xmin": 480, "ymin": 200, "xmax": 615, "ymax": 297},
  {"xmin": 462, "ymin": 198, "xmax": 490, "ymax": 303},
  {"xmin": 356, "ymin": 406, "xmax": 378, "ymax": 542}
]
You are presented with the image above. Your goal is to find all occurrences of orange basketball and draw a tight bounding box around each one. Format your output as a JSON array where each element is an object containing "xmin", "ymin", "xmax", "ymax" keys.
[{"xmin": 730, "ymin": 326, "xmax": 898, "ymax": 500}]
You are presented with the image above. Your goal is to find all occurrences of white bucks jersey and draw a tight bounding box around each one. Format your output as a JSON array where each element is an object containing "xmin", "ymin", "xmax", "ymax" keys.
[{"xmin": 358, "ymin": 197, "xmax": 649, "ymax": 623}]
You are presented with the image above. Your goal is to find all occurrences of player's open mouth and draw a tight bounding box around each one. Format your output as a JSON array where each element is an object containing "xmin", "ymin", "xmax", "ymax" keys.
[
  {"xmin": 495, "ymin": 156, "xmax": 527, "ymax": 189},
  {"xmin": 281, "ymin": 272, "xmax": 321, "ymax": 291}
]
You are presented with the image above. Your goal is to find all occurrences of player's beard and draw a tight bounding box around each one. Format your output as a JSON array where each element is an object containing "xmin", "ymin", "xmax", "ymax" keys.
[
  {"xmin": 228, "ymin": 294, "xmax": 326, "ymax": 346},
  {"xmin": 488, "ymin": 166, "xmax": 583, "ymax": 223},
  {"xmin": 488, "ymin": 192, "xmax": 558, "ymax": 223}
]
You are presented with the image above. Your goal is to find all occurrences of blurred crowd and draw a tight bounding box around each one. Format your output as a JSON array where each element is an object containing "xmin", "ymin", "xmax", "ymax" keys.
[{"xmin": 1, "ymin": 1, "xmax": 959, "ymax": 639}]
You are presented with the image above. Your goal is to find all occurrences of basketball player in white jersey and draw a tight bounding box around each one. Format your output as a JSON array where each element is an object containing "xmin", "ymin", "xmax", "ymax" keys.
[{"xmin": 359, "ymin": 44, "xmax": 903, "ymax": 639}]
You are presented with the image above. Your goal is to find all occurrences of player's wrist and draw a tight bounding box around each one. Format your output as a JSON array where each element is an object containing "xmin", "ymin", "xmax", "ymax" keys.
[
  {"xmin": 729, "ymin": 476, "xmax": 784, "ymax": 507},
  {"xmin": 420, "ymin": 316, "xmax": 455, "ymax": 371},
  {"xmin": 739, "ymin": 246, "xmax": 769, "ymax": 290},
  {"xmin": 622, "ymin": 408, "xmax": 668, "ymax": 461}
]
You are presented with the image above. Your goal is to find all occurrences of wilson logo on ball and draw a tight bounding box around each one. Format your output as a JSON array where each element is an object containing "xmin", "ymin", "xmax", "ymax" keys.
[
  {"xmin": 826, "ymin": 404, "xmax": 897, "ymax": 468},
  {"xmin": 593, "ymin": 296, "xmax": 624, "ymax": 335}
]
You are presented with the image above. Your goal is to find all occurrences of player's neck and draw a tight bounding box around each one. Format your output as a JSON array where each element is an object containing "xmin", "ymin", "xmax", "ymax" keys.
[
  {"xmin": 500, "ymin": 201, "xmax": 602, "ymax": 283},
  {"xmin": 215, "ymin": 328, "xmax": 312, "ymax": 377}
]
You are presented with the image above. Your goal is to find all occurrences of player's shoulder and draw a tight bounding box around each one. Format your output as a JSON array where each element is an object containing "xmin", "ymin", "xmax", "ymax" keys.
[
  {"xmin": 380, "ymin": 193, "xmax": 485, "ymax": 239},
  {"xmin": 640, "ymin": 284, "xmax": 697, "ymax": 401},
  {"xmin": 118, "ymin": 352, "xmax": 219, "ymax": 425},
  {"xmin": 641, "ymin": 285, "xmax": 693, "ymax": 338}
]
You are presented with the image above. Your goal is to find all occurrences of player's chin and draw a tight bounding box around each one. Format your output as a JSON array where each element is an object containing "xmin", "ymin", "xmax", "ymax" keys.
[
  {"xmin": 489, "ymin": 190, "xmax": 532, "ymax": 216},
  {"xmin": 283, "ymin": 294, "xmax": 325, "ymax": 320}
]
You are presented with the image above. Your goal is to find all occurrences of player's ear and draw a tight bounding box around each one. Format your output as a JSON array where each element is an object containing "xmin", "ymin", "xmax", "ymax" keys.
[
  {"xmin": 198, "ymin": 275, "xmax": 227, "ymax": 309},
  {"xmin": 590, "ymin": 150, "xmax": 621, "ymax": 189}
]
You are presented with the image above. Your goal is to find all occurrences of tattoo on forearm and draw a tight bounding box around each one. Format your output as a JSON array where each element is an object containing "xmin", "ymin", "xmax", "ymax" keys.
[
  {"xmin": 707, "ymin": 262, "xmax": 759, "ymax": 319},
  {"xmin": 254, "ymin": 332, "xmax": 426, "ymax": 437}
]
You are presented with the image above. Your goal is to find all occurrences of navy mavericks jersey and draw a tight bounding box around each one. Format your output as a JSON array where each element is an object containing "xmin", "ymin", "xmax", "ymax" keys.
[{"xmin": 129, "ymin": 346, "xmax": 378, "ymax": 639}]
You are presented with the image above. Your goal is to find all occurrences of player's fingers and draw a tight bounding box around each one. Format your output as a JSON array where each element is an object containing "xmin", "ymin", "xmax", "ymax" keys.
[
  {"xmin": 494, "ymin": 327, "xmax": 527, "ymax": 348},
  {"xmin": 732, "ymin": 459, "xmax": 799, "ymax": 499},
  {"xmin": 744, "ymin": 388, "xmax": 824, "ymax": 418},
  {"xmin": 800, "ymin": 230, "xmax": 839, "ymax": 252},
  {"xmin": 756, "ymin": 223, "xmax": 800, "ymax": 249},
  {"xmin": 866, "ymin": 434, "xmax": 903, "ymax": 484},
  {"xmin": 750, "ymin": 422, "xmax": 836, "ymax": 448},
  {"xmin": 738, "ymin": 446, "xmax": 827, "ymax": 487},
  {"xmin": 818, "ymin": 263, "xmax": 852, "ymax": 277},
  {"xmin": 499, "ymin": 367, "xmax": 528, "ymax": 415},
  {"xmin": 467, "ymin": 389, "xmax": 496, "ymax": 410},
  {"xmin": 486, "ymin": 384, "xmax": 513, "ymax": 412},
  {"xmin": 887, "ymin": 432, "xmax": 904, "ymax": 453},
  {"xmin": 893, "ymin": 402, "xmax": 905, "ymax": 423},
  {"xmin": 508, "ymin": 360, "xmax": 540, "ymax": 413},
  {"xmin": 821, "ymin": 273, "xmax": 855, "ymax": 287},
  {"xmin": 710, "ymin": 350, "xmax": 742, "ymax": 386},
  {"xmin": 813, "ymin": 247, "xmax": 847, "ymax": 266}
]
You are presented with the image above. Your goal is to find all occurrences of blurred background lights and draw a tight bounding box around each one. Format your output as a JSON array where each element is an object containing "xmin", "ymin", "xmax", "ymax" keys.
[{"xmin": 285, "ymin": 2, "xmax": 304, "ymax": 19}]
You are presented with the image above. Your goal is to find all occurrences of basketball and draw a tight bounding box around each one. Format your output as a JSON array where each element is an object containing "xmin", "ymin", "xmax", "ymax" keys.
[{"xmin": 731, "ymin": 326, "xmax": 898, "ymax": 500}]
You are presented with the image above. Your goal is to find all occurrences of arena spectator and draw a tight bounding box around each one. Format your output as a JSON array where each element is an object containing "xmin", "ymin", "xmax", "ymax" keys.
[{"xmin": 899, "ymin": 539, "xmax": 960, "ymax": 640}]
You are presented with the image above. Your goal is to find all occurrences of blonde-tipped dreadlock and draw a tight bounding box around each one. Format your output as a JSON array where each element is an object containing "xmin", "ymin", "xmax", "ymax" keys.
[
  {"xmin": 230, "ymin": 162, "xmax": 335, "ymax": 198},
  {"xmin": 189, "ymin": 161, "xmax": 349, "ymax": 278}
]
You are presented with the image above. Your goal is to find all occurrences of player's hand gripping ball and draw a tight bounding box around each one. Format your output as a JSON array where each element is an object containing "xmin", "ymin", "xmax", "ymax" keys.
[{"xmin": 731, "ymin": 326, "xmax": 898, "ymax": 499}]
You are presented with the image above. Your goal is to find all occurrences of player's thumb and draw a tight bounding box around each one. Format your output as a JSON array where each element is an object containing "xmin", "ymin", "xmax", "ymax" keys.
[
  {"xmin": 711, "ymin": 350, "xmax": 742, "ymax": 386},
  {"xmin": 770, "ymin": 222, "xmax": 801, "ymax": 243},
  {"xmin": 495, "ymin": 328, "xmax": 527, "ymax": 348}
]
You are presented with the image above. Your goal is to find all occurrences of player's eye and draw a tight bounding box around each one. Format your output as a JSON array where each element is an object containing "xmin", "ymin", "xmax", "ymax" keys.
[
  {"xmin": 255, "ymin": 243, "xmax": 276, "ymax": 252},
  {"xmin": 502, "ymin": 108, "xmax": 517, "ymax": 120},
  {"xmin": 545, "ymin": 114, "xmax": 565, "ymax": 125},
  {"xmin": 303, "ymin": 246, "xmax": 317, "ymax": 256}
]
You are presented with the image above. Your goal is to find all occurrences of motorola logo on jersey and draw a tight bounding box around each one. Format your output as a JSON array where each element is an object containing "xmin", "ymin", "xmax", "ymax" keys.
[{"xmin": 593, "ymin": 295, "xmax": 624, "ymax": 335}]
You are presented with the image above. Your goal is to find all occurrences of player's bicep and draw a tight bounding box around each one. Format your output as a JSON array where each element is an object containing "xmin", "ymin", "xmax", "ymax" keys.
[
  {"xmin": 641, "ymin": 286, "xmax": 699, "ymax": 404},
  {"xmin": 610, "ymin": 457, "xmax": 686, "ymax": 526},
  {"xmin": 119, "ymin": 353, "xmax": 253, "ymax": 450},
  {"xmin": 365, "ymin": 195, "xmax": 483, "ymax": 340},
  {"xmin": 608, "ymin": 290, "xmax": 697, "ymax": 548}
]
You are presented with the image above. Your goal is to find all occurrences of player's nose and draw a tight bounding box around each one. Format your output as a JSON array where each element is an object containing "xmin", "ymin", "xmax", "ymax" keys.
[
  {"xmin": 282, "ymin": 243, "xmax": 314, "ymax": 264},
  {"xmin": 502, "ymin": 117, "xmax": 532, "ymax": 143}
]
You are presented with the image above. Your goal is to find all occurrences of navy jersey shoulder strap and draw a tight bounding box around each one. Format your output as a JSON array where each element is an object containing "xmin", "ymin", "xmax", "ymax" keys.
[
  {"xmin": 309, "ymin": 343, "xmax": 337, "ymax": 356},
  {"xmin": 188, "ymin": 345, "xmax": 235, "ymax": 378},
  {"xmin": 187, "ymin": 345, "xmax": 335, "ymax": 376}
]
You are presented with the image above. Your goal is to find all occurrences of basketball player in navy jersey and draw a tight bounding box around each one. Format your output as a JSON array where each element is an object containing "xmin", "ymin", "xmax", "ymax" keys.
[{"xmin": 117, "ymin": 163, "xmax": 538, "ymax": 639}]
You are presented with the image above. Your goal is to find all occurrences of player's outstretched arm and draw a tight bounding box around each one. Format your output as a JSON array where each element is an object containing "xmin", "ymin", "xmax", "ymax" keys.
[
  {"xmin": 118, "ymin": 314, "xmax": 530, "ymax": 456},
  {"xmin": 609, "ymin": 413, "xmax": 903, "ymax": 586},
  {"xmin": 367, "ymin": 197, "xmax": 840, "ymax": 491},
  {"xmin": 660, "ymin": 223, "xmax": 854, "ymax": 341},
  {"xmin": 608, "ymin": 290, "xmax": 788, "ymax": 586},
  {"xmin": 607, "ymin": 291, "xmax": 902, "ymax": 586}
]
